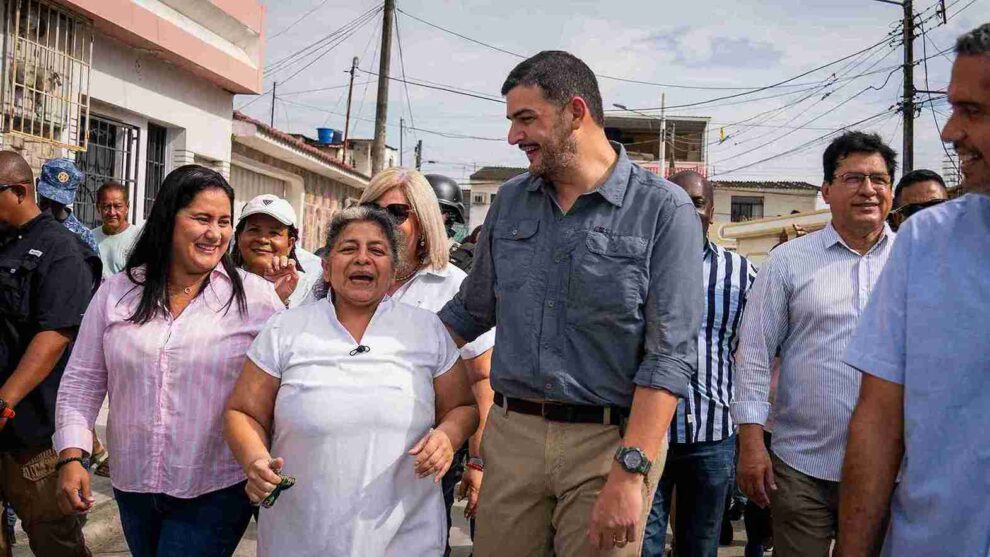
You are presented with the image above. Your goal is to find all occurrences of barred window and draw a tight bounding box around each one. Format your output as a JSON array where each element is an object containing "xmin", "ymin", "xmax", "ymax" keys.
[{"xmin": 1, "ymin": 0, "xmax": 92, "ymax": 150}]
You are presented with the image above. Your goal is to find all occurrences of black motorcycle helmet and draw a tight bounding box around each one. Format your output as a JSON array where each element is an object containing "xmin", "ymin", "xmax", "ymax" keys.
[{"xmin": 425, "ymin": 173, "xmax": 466, "ymax": 225}]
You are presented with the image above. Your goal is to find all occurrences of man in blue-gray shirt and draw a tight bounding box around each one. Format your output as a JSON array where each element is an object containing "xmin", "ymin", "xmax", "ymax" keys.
[
  {"xmin": 438, "ymin": 50, "xmax": 703, "ymax": 557},
  {"xmin": 838, "ymin": 23, "xmax": 990, "ymax": 557}
]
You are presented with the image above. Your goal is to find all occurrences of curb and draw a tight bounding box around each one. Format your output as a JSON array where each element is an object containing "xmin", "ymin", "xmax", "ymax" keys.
[{"xmin": 80, "ymin": 495, "xmax": 123, "ymax": 551}]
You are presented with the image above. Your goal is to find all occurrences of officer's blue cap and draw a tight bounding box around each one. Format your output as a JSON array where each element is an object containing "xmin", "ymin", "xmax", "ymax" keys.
[{"xmin": 37, "ymin": 158, "xmax": 84, "ymax": 206}]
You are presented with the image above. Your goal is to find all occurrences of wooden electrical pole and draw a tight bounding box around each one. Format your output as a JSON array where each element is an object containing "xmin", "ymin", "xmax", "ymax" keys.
[
  {"xmin": 400, "ymin": 118, "xmax": 405, "ymax": 166},
  {"xmin": 270, "ymin": 81, "xmax": 277, "ymax": 127},
  {"xmin": 342, "ymin": 56, "xmax": 358, "ymax": 164},
  {"xmin": 371, "ymin": 0, "xmax": 395, "ymax": 176},
  {"xmin": 415, "ymin": 140, "xmax": 422, "ymax": 170},
  {"xmin": 902, "ymin": 0, "xmax": 915, "ymax": 172}
]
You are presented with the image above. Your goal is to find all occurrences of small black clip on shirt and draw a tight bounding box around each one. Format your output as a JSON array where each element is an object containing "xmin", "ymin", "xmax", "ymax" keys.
[{"xmin": 349, "ymin": 345, "xmax": 371, "ymax": 356}]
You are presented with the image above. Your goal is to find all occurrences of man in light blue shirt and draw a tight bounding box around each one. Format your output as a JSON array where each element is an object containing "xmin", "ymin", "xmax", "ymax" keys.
[{"xmin": 839, "ymin": 23, "xmax": 990, "ymax": 557}]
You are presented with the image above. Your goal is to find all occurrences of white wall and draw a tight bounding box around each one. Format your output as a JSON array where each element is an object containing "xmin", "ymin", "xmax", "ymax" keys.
[
  {"xmin": 468, "ymin": 181, "xmax": 500, "ymax": 229},
  {"xmin": 87, "ymin": 33, "xmax": 235, "ymax": 220}
]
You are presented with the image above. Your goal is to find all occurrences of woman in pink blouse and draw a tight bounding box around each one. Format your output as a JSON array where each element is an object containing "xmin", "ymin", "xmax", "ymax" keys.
[{"xmin": 53, "ymin": 165, "xmax": 285, "ymax": 557}]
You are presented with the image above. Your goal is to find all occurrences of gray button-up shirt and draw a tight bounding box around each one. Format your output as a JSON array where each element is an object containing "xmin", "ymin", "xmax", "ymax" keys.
[{"xmin": 438, "ymin": 143, "xmax": 703, "ymax": 407}]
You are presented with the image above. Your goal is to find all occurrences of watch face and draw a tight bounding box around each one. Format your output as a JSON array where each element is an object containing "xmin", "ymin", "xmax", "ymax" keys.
[{"xmin": 622, "ymin": 450, "xmax": 643, "ymax": 469}]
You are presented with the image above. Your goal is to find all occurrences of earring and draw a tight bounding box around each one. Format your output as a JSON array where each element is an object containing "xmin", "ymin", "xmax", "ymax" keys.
[{"xmin": 419, "ymin": 238, "xmax": 426, "ymax": 247}]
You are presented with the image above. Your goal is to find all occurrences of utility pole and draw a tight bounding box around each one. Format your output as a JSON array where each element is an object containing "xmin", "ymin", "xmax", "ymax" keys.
[
  {"xmin": 902, "ymin": 0, "xmax": 915, "ymax": 172},
  {"xmin": 414, "ymin": 140, "xmax": 422, "ymax": 170},
  {"xmin": 270, "ymin": 81, "xmax": 277, "ymax": 127},
  {"xmin": 342, "ymin": 56, "xmax": 358, "ymax": 164},
  {"xmin": 371, "ymin": 0, "xmax": 395, "ymax": 176},
  {"xmin": 399, "ymin": 118, "xmax": 404, "ymax": 166},
  {"xmin": 658, "ymin": 92, "xmax": 667, "ymax": 178}
]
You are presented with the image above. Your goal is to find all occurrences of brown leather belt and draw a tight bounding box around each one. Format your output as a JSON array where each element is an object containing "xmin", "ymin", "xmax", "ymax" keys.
[{"xmin": 494, "ymin": 392, "xmax": 626, "ymax": 426}]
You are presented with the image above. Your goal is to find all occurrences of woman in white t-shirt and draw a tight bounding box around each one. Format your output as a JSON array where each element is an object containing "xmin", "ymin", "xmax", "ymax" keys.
[
  {"xmin": 358, "ymin": 168, "xmax": 496, "ymax": 534},
  {"xmin": 223, "ymin": 205, "xmax": 479, "ymax": 557}
]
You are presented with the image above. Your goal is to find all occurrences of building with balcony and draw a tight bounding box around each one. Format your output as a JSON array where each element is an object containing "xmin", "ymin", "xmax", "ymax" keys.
[
  {"xmin": 0, "ymin": 0, "xmax": 265, "ymax": 227},
  {"xmin": 604, "ymin": 114, "xmax": 710, "ymax": 178}
]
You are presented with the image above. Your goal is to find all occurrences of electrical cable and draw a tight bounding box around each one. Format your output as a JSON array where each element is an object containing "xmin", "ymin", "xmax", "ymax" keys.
[{"xmin": 269, "ymin": 0, "xmax": 333, "ymax": 40}]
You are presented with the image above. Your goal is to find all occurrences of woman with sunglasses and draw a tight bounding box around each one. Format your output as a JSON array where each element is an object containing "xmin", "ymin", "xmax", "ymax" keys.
[
  {"xmin": 358, "ymin": 168, "xmax": 496, "ymax": 548},
  {"xmin": 54, "ymin": 165, "xmax": 284, "ymax": 557},
  {"xmin": 224, "ymin": 205, "xmax": 478, "ymax": 556}
]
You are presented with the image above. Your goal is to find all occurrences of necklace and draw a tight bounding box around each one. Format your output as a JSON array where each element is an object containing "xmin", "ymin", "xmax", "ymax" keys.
[{"xmin": 394, "ymin": 262, "xmax": 423, "ymax": 283}]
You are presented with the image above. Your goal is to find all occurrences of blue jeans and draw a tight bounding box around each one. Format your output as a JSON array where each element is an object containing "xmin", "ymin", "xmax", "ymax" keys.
[
  {"xmin": 642, "ymin": 435, "xmax": 736, "ymax": 557},
  {"xmin": 114, "ymin": 481, "xmax": 253, "ymax": 557}
]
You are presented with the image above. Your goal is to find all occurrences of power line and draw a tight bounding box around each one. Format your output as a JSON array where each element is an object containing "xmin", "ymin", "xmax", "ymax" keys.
[
  {"xmin": 279, "ymin": 81, "xmax": 376, "ymax": 97},
  {"xmin": 393, "ymin": 12, "xmax": 417, "ymax": 136},
  {"xmin": 396, "ymin": 7, "xmax": 870, "ymax": 92},
  {"xmin": 920, "ymin": 22, "xmax": 959, "ymax": 174},
  {"xmin": 356, "ymin": 68, "xmax": 506, "ymax": 103},
  {"xmin": 265, "ymin": 5, "xmax": 383, "ymax": 76},
  {"xmin": 713, "ymin": 109, "xmax": 895, "ymax": 176},
  {"xmin": 278, "ymin": 98, "xmax": 505, "ymax": 141},
  {"xmin": 269, "ymin": 0, "xmax": 333, "ymax": 40}
]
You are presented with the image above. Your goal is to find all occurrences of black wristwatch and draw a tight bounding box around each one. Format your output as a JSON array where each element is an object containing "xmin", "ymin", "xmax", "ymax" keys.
[
  {"xmin": 55, "ymin": 456, "xmax": 91, "ymax": 472},
  {"xmin": 614, "ymin": 446, "xmax": 652, "ymax": 476}
]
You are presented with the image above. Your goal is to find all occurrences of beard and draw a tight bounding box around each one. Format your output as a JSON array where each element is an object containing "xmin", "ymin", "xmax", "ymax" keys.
[{"xmin": 531, "ymin": 114, "xmax": 579, "ymax": 180}]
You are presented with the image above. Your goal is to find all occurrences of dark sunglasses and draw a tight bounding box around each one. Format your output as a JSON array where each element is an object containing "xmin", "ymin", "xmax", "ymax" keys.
[
  {"xmin": 0, "ymin": 184, "xmax": 19, "ymax": 194},
  {"xmin": 892, "ymin": 198, "xmax": 945, "ymax": 219},
  {"xmin": 362, "ymin": 202, "xmax": 411, "ymax": 225}
]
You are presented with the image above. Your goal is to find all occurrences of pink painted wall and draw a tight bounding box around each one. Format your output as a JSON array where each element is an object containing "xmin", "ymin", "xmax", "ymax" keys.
[{"xmin": 52, "ymin": 0, "xmax": 265, "ymax": 94}]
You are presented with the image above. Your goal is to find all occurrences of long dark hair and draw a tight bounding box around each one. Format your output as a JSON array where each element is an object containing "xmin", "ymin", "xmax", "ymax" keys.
[
  {"xmin": 230, "ymin": 218, "xmax": 303, "ymax": 273},
  {"xmin": 124, "ymin": 165, "xmax": 247, "ymax": 324}
]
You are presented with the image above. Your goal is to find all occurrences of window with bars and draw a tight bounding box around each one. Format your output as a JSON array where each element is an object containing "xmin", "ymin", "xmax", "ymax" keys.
[
  {"xmin": 730, "ymin": 196, "xmax": 764, "ymax": 223},
  {"xmin": 74, "ymin": 114, "xmax": 139, "ymax": 228},
  {"xmin": 144, "ymin": 123, "xmax": 167, "ymax": 216},
  {"xmin": 1, "ymin": 0, "xmax": 92, "ymax": 150}
]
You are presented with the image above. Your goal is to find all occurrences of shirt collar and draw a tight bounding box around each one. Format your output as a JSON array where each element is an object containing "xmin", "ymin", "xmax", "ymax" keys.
[
  {"xmin": 703, "ymin": 240, "xmax": 718, "ymax": 259},
  {"xmin": 525, "ymin": 142, "xmax": 632, "ymax": 207},
  {"xmin": 821, "ymin": 221, "xmax": 894, "ymax": 254}
]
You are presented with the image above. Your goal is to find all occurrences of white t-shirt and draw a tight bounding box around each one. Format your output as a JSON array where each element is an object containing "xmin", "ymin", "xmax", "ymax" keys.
[
  {"xmin": 247, "ymin": 296, "xmax": 459, "ymax": 557},
  {"xmin": 392, "ymin": 264, "xmax": 496, "ymax": 360},
  {"xmin": 90, "ymin": 224, "xmax": 142, "ymax": 279},
  {"xmin": 286, "ymin": 247, "xmax": 324, "ymax": 308}
]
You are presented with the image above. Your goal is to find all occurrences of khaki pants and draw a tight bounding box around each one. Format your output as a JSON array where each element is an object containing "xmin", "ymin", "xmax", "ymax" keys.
[
  {"xmin": 473, "ymin": 406, "xmax": 665, "ymax": 557},
  {"xmin": 768, "ymin": 452, "xmax": 839, "ymax": 557},
  {"xmin": 0, "ymin": 447, "xmax": 90, "ymax": 557}
]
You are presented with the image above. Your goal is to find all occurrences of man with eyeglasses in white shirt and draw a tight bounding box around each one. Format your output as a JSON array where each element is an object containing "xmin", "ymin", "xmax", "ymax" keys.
[{"xmin": 733, "ymin": 131, "xmax": 897, "ymax": 557}]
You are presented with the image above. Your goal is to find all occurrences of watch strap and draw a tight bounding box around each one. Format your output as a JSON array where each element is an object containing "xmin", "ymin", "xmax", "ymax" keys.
[
  {"xmin": 466, "ymin": 457, "xmax": 484, "ymax": 472},
  {"xmin": 614, "ymin": 446, "xmax": 652, "ymax": 476}
]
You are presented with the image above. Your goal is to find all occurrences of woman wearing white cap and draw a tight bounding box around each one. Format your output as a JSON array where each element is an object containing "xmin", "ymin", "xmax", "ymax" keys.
[{"xmin": 232, "ymin": 194, "xmax": 317, "ymax": 308}]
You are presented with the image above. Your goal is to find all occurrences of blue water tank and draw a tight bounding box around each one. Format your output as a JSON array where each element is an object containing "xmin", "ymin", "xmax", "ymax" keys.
[
  {"xmin": 317, "ymin": 127, "xmax": 335, "ymax": 145},
  {"xmin": 332, "ymin": 129, "xmax": 343, "ymax": 144}
]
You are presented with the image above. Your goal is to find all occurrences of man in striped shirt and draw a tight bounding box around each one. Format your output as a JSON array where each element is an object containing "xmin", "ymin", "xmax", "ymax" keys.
[
  {"xmin": 732, "ymin": 131, "xmax": 897, "ymax": 557},
  {"xmin": 642, "ymin": 171, "xmax": 756, "ymax": 557}
]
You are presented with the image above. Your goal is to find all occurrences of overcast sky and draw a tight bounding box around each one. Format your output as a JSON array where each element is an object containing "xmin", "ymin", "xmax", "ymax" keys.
[{"xmin": 237, "ymin": 0, "xmax": 986, "ymax": 184}]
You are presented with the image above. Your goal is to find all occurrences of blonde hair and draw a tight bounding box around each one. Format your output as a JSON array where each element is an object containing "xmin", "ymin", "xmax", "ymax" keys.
[{"xmin": 360, "ymin": 167, "xmax": 449, "ymax": 270}]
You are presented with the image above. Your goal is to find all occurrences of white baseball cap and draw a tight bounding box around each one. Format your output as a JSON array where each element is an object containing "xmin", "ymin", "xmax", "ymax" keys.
[{"xmin": 239, "ymin": 194, "xmax": 297, "ymax": 227}]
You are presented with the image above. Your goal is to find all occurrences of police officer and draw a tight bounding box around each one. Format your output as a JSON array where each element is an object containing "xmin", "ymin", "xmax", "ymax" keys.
[
  {"xmin": 36, "ymin": 158, "xmax": 98, "ymax": 254},
  {"xmin": 425, "ymin": 174, "xmax": 467, "ymax": 243},
  {"xmin": 0, "ymin": 151, "xmax": 96, "ymax": 556}
]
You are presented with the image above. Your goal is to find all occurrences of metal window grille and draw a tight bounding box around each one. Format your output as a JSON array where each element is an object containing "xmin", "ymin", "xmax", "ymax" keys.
[
  {"xmin": 730, "ymin": 196, "xmax": 765, "ymax": 223},
  {"xmin": 1, "ymin": 0, "xmax": 92, "ymax": 150},
  {"xmin": 74, "ymin": 115, "xmax": 139, "ymax": 228},
  {"xmin": 144, "ymin": 123, "xmax": 167, "ymax": 216}
]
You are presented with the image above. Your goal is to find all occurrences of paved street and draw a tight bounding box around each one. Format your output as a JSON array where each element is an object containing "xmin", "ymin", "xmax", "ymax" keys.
[{"xmin": 9, "ymin": 402, "xmax": 756, "ymax": 556}]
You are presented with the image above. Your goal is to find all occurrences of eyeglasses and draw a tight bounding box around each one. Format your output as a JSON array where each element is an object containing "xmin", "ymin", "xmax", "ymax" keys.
[
  {"xmin": 0, "ymin": 184, "xmax": 17, "ymax": 194},
  {"xmin": 99, "ymin": 203, "xmax": 127, "ymax": 212},
  {"xmin": 362, "ymin": 202, "xmax": 412, "ymax": 225},
  {"xmin": 891, "ymin": 198, "xmax": 945, "ymax": 219},
  {"xmin": 835, "ymin": 172, "xmax": 892, "ymax": 189}
]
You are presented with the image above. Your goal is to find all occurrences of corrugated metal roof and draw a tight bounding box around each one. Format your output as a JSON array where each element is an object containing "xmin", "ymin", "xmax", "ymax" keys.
[{"xmin": 470, "ymin": 166, "xmax": 529, "ymax": 182}]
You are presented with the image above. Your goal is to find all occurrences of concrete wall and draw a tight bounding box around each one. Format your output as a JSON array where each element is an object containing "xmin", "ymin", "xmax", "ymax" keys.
[
  {"xmin": 710, "ymin": 188, "xmax": 820, "ymax": 247},
  {"xmin": 467, "ymin": 180, "xmax": 499, "ymax": 229}
]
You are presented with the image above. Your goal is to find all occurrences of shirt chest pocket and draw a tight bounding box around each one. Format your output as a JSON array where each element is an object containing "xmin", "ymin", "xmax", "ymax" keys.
[
  {"xmin": 493, "ymin": 219, "xmax": 540, "ymax": 292},
  {"xmin": 567, "ymin": 231, "xmax": 648, "ymax": 323},
  {"xmin": 0, "ymin": 256, "xmax": 39, "ymax": 322}
]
